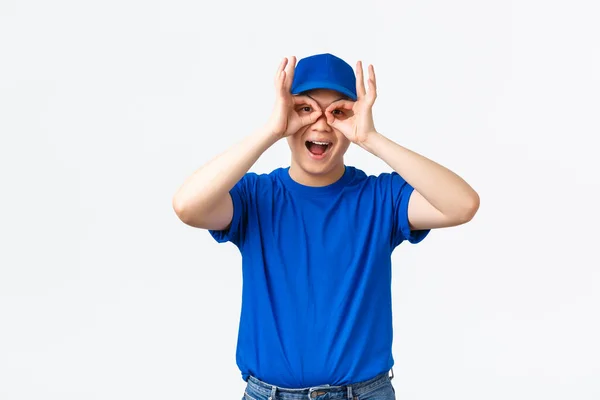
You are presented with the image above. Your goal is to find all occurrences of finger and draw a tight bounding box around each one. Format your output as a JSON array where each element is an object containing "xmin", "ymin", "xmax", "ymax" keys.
[
  {"xmin": 326, "ymin": 113, "xmax": 336, "ymax": 126},
  {"xmin": 326, "ymin": 113, "xmax": 345, "ymax": 130},
  {"xmin": 325, "ymin": 99, "xmax": 354, "ymax": 113},
  {"xmin": 275, "ymin": 57, "xmax": 288, "ymax": 85},
  {"xmin": 301, "ymin": 108, "xmax": 323, "ymax": 126},
  {"xmin": 325, "ymin": 100, "xmax": 354, "ymax": 120},
  {"xmin": 277, "ymin": 70, "xmax": 287, "ymax": 96},
  {"xmin": 368, "ymin": 64, "xmax": 376, "ymax": 90},
  {"xmin": 325, "ymin": 100, "xmax": 354, "ymax": 125},
  {"xmin": 325, "ymin": 110, "xmax": 338, "ymax": 126},
  {"xmin": 292, "ymin": 95, "xmax": 322, "ymax": 126},
  {"xmin": 367, "ymin": 64, "xmax": 377, "ymax": 102},
  {"xmin": 324, "ymin": 105, "xmax": 335, "ymax": 125},
  {"xmin": 284, "ymin": 56, "xmax": 297, "ymax": 91},
  {"xmin": 293, "ymin": 94, "xmax": 322, "ymax": 113},
  {"xmin": 356, "ymin": 61, "xmax": 366, "ymax": 98}
]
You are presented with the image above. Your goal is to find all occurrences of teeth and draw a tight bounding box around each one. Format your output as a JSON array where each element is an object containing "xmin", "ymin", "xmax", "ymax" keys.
[{"xmin": 310, "ymin": 141, "xmax": 330, "ymax": 145}]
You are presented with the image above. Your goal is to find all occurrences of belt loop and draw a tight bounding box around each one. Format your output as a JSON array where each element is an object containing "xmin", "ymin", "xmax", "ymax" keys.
[
  {"xmin": 268, "ymin": 385, "xmax": 276, "ymax": 400},
  {"xmin": 347, "ymin": 385, "xmax": 353, "ymax": 400},
  {"xmin": 389, "ymin": 368, "xmax": 394, "ymax": 380}
]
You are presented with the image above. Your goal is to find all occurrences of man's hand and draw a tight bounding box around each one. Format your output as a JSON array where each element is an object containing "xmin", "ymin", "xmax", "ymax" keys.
[
  {"xmin": 325, "ymin": 61, "xmax": 378, "ymax": 145},
  {"xmin": 265, "ymin": 56, "xmax": 323, "ymax": 140}
]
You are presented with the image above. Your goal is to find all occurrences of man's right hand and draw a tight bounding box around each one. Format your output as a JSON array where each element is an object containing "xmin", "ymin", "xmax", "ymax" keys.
[
  {"xmin": 173, "ymin": 57, "xmax": 322, "ymax": 231},
  {"xmin": 265, "ymin": 56, "xmax": 323, "ymax": 140}
]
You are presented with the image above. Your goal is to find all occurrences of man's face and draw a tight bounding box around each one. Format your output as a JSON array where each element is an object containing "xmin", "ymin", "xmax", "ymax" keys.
[{"xmin": 286, "ymin": 89, "xmax": 352, "ymax": 177}]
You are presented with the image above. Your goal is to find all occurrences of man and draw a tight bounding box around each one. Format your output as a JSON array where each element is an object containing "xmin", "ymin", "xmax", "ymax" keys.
[{"xmin": 172, "ymin": 53, "xmax": 480, "ymax": 400}]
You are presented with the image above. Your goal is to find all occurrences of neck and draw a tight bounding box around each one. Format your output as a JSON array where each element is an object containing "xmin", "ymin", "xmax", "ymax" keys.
[{"xmin": 288, "ymin": 161, "xmax": 346, "ymax": 187}]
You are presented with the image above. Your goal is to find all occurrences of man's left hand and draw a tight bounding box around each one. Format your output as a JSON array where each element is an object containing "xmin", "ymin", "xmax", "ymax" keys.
[{"xmin": 325, "ymin": 61, "xmax": 378, "ymax": 145}]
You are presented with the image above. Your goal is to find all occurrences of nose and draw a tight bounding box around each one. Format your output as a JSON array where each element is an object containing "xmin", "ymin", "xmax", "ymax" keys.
[{"xmin": 311, "ymin": 113, "xmax": 332, "ymax": 132}]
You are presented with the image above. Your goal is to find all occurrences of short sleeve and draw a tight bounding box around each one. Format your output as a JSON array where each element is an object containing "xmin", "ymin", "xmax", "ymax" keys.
[
  {"xmin": 389, "ymin": 172, "xmax": 431, "ymax": 248},
  {"xmin": 208, "ymin": 173, "xmax": 256, "ymax": 248}
]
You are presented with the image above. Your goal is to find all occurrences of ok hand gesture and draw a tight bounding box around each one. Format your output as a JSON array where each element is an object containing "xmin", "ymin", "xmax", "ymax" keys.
[
  {"xmin": 325, "ymin": 61, "xmax": 378, "ymax": 145},
  {"xmin": 265, "ymin": 56, "xmax": 323, "ymax": 140}
]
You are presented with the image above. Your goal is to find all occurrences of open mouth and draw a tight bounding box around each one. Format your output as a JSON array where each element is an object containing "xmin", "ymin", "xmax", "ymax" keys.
[{"xmin": 305, "ymin": 140, "xmax": 332, "ymax": 157}]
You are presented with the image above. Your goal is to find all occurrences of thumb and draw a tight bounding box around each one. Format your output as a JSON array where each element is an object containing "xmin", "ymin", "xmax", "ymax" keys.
[
  {"xmin": 326, "ymin": 111, "xmax": 336, "ymax": 126},
  {"xmin": 300, "ymin": 109, "xmax": 322, "ymax": 126},
  {"xmin": 325, "ymin": 100, "xmax": 353, "ymax": 127},
  {"xmin": 325, "ymin": 109, "xmax": 344, "ymax": 129}
]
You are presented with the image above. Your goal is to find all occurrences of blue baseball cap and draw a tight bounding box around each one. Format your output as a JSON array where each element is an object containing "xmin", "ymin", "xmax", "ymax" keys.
[{"xmin": 291, "ymin": 53, "xmax": 357, "ymax": 101}]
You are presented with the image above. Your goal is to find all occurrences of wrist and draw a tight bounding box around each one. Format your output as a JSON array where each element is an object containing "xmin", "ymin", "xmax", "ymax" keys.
[
  {"xmin": 262, "ymin": 118, "xmax": 287, "ymax": 140},
  {"xmin": 255, "ymin": 124, "xmax": 283, "ymax": 145},
  {"xmin": 358, "ymin": 131, "xmax": 385, "ymax": 154}
]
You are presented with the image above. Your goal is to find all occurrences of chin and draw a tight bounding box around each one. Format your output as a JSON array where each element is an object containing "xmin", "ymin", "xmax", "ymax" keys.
[
  {"xmin": 294, "ymin": 148, "xmax": 344, "ymax": 177},
  {"xmin": 300, "ymin": 160, "xmax": 336, "ymax": 175}
]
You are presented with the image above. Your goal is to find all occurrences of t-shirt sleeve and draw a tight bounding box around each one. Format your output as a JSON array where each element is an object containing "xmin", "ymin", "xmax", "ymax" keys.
[
  {"xmin": 388, "ymin": 172, "xmax": 431, "ymax": 248},
  {"xmin": 208, "ymin": 173, "xmax": 256, "ymax": 248}
]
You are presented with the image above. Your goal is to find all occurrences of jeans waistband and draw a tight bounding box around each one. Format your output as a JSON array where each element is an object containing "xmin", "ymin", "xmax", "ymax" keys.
[{"xmin": 246, "ymin": 368, "xmax": 394, "ymax": 399}]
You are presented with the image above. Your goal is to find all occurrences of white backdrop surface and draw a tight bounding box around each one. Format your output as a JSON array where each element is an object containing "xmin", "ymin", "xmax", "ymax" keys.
[{"xmin": 1, "ymin": 0, "xmax": 599, "ymax": 399}]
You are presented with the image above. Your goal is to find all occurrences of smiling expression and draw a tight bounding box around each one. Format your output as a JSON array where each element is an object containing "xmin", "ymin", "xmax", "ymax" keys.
[{"xmin": 286, "ymin": 89, "xmax": 354, "ymax": 187}]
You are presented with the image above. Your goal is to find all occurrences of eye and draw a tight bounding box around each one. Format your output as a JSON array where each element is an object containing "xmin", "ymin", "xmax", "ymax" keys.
[
  {"xmin": 299, "ymin": 106, "xmax": 312, "ymax": 113},
  {"xmin": 332, "ymin": 109, "xmax": 344, "ymax": 115}
]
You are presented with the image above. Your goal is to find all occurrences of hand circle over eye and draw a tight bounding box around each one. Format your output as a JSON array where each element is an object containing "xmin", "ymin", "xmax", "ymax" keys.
[
  {"xmin": 325, "ymin": 61, "xmax": 378, "ymax": 144},
  {"xmin": 265, "ymin": 56, "xmax": 323, "ymax": 139}
]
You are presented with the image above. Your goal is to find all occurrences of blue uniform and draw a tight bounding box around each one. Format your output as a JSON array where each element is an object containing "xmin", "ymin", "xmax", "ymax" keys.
[{"xmin": 209, "ymin": 166, "xmax": 430, "ymax": 388}]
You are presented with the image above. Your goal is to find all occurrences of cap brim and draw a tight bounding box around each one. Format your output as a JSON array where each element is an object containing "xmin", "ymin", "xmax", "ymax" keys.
[{"xmin": 291, "ymin": 81, "xmax": 357, "ymax": 101}]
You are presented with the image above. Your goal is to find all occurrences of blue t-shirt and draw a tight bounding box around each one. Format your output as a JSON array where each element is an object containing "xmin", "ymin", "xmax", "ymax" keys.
[{"xmin": 209, "ymin": 165, "xmax": 430, "ymax": 388}]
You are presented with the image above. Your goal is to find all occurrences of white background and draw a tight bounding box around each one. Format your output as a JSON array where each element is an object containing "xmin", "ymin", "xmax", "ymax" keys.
[{"xmin": 1, "ymin": 0, "xmax": 599, "ymax": 399}]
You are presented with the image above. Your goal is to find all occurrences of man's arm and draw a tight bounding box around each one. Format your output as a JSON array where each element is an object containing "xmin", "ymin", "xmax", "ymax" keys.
[
  {"xmin": 172, "ymin": 56, "xmax": 322, "ymax": 231},
  {"xmin": 172, "ymin": 128, "xmax": 277, "ymax": 230},
  {"xmin": 360, "ymin": 132, "xmax": 480, "ymax": 230},
  {"xmin": 325, "ymin": 61, "xmax": 479, "ymax": 231}
]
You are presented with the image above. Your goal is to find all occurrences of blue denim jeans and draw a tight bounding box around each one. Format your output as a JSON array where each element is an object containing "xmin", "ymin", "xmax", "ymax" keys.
[{"xmin": 243, "ymin": 369, "xmax": 396, "ymax": 400}]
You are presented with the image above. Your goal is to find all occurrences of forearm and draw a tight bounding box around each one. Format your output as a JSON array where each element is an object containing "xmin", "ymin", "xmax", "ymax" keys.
[
  {"xmin": 172, "ymin": 126, "xmax": 277, "ymax": 217},
  {"xmin": 361, "ymin": 131, "xmax": 479, "ymax": 219}
]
